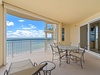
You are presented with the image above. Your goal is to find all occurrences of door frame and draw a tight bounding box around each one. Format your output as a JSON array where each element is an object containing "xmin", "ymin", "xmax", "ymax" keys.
[{"xmin": 80, "ymin": 17, "xmax": 100, "ymax": 57}]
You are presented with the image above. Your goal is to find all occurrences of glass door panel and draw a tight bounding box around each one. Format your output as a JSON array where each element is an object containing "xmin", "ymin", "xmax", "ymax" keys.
[
  {"xmin": 90, "ymin": 20, "xmax": 100, "ymax": 53},
  {"xmin": 80, "ymin": 25, "xmax": 88, "ymax": 49}
]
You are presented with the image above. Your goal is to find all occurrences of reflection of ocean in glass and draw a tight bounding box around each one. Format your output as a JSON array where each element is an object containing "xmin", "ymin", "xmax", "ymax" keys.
[{"xmin": 7, "ymin": 38, "xmax": 52, "ymax": 56}]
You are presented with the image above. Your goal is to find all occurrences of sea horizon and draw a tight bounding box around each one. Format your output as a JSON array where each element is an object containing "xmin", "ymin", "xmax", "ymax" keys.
[{"xmin": 7, "ymin": 37, "xmax": 53, "ymax": 41}]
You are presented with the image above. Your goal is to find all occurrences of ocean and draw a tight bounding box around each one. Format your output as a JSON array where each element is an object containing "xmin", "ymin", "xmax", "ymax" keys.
[{"xmin": 7, "ymin": 38, "xmax": 52, "ymax": 56}]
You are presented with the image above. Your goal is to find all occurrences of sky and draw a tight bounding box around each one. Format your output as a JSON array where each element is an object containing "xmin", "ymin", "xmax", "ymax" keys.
[{"xmin": 6, "ymin": 14, "xmax": 46, "ymax": 38}]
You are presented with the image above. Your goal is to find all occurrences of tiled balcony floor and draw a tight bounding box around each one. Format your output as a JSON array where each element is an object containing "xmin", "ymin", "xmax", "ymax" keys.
[{"xmin": 0, "ymin": 50, "xmax": 100, "ymax": 75}]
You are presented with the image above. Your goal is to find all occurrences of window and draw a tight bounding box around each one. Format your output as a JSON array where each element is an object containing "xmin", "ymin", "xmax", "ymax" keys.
[{"xmin": 62, "ymin": 28, "xmax": 64, "ymax": 41}]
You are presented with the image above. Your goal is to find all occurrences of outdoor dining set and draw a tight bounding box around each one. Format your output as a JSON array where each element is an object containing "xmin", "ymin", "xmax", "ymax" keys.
[
  {"xmin": 50, "ymin": 42, "xmax": 87, "ymax": 69},
  {"xmin": 4, "ymin": 42, "xmax": 87, "ymax": 75}
]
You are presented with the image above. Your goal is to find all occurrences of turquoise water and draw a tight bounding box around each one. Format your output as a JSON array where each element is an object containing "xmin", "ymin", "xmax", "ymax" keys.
[{"xmin": 7, "ymin": 38, "xmax": 52, "ymax": 56}]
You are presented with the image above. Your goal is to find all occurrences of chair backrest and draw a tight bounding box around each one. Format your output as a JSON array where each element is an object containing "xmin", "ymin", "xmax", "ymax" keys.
[
  {"xmin": 54, "ymin": 42, "xmax": 61, "ymax": 47},
  {"xmin": 78, "ymin": 43, "xmax": 80, "ymax": 49},
  {"xmin": 71, "ymin": 43, "xmax": 80, "ymax": 53},
  {"xmin": 56, "ymin": 46, "xmax": 63, "ymax": 57},
  {"xmin": 50, "ymin": 44, "xmax": 58, "ymax": 53},
  {"xmin": 50, "ymin": 44, "xmax": 54, "ymax": 52},
  {"xmin": 50, "ymin": 44, "xmax": 62, "ymax": 57},
  {"xmin": 77, "ymin": 43, "xmax": 81, "ymax": 52},
  {"xmin": 7, "ymin": 59, "xmax": 34, "ymax": 74},
  {"xmin": 81, "ymin": 45, "xmax": 87, "ymax": 57}
]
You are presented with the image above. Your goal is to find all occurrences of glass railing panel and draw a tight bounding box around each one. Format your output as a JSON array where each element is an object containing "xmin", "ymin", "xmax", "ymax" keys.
[{"xmin": 6, "ymin": 38, "xmax": 53, "ymax": 57}]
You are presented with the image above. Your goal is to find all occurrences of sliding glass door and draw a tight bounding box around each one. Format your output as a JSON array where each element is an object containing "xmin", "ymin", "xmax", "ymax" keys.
[
  {"xmin": 80, "ymin": 20, "xmax": 100, "ymax": 54},
  {"xmin": 80, "ymin": 25, "xmax": 88, "ymax": 49},
  {"xmin": 90, "ymin": 20, "xmax": 100, "ymax": 53}
]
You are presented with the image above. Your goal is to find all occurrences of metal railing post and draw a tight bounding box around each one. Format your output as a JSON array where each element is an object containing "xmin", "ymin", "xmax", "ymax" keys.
[
  {"xmin": 45, "ymin": 40, "xmax": 47, "ymax": 52},
  {"xmin": 30, "ymin": 40, "xmax": 32, "ymax": 53},
  {"xmin": 12, "ymin": 41, "xmax": 14, "ymax": 57}
]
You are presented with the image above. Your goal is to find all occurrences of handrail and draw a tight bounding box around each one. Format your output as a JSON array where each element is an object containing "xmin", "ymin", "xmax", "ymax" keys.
[{"xmin": 7, "ymin": 39, "xmax": 53, "ymax": 57}]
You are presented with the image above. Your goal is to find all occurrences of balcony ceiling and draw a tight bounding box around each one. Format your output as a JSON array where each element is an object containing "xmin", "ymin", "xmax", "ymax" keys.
[{"xmin": 3, "ymin": 0, "xmax": 100, "ymax": 25}]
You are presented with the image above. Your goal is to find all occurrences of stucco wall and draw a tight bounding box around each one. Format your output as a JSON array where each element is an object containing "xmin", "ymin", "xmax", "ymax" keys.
[
  {"xmin": 70, "ymin": 12, "xmax": 100, "ymax": 46},
  {"xmin": 0, "ymin": 5, "xmax": 3, "ymax": 66},
  {"xmin": 62, "ymin": 24, "xmax": 70, "ymax": 45},
  {"xmin": 0, "ymin": 4, "xmax": 5, "ymax": 67},
  {"xmin": 58, "ymin": 23, "xmax": 70, "ymax": 46}
]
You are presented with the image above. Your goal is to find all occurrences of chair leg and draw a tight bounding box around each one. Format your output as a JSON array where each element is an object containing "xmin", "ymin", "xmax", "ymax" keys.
[
  {"xmin": 49, "ymin": 71, "xmax": 51, "ymax": 75},
  {"xmin": 80, "ymin": 59, "xmax": 83, "ymax": 69},
  {"xmin": 52, "ymin": 54, "xmax": 54, "ymax": 62},
  {"xmin": 59, "ymin": 58, "xmax": 61, "ymax": 67},
  {"xmin": 34, "ymin": 72, "xmax": 40, "ymax": 75},
  {"xmin": 74, "ymin": 56, "xmax": 77, "ymax": 61},
  {"xmin": 82, "ymin": 55, "xmax": 85, "ymax": 63},
  {"xmin": 66, "ymin": 55, "xmax": 68, "ymax": 63},
  {"xmin": 43, "ymin": 71, "xmax": 47, "ymax": 75},
  {"xmin": 66, "ymin": 54, "xmax": 70, "ymax": 64},
  {"xmin": 74, "ymin": 57, "xmax": 77, "ymax": 63},
  {"xmin": 38, "ymin": 72, "xmax": 41, "ymax": 75},
  {"xmin": 68, "ymin": 56, "xmax": 70, "ymax": 64}
]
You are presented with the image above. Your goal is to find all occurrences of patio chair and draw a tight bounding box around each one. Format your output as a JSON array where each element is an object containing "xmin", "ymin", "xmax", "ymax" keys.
[
  {"xmin": 4, "ymin": 59, "xmax": 47, "ymax": 75},
  {"xmin": 57, "ymin": 46, "xmax": 67, "ymax": 67},
  {"xmin": 70, "ymin": 43, "xmax": 80, "ymax": 53},
  {"xmin": 50, "ymin": 44, "xmax": 58, "ymax": 61},
  {"xmin": 69, "ymin": 46, "xmax": 87, "ymax": 69},
  {"xmin": 50, "ymin": 44, "xmax": 66, "ymax": 67},
  {"xmin": 71, "ymin": 44, "xmax": 88, "ymax": 63}
]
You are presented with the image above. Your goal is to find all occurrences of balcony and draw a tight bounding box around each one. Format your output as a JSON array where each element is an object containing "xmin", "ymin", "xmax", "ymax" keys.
[
  {"xmin": 44, "ymin": 29, "xmax": 53, "ymax": 33},
  {"xmin": 44, "ymin": 25, "xmax": 54, "ymax": 33},
  {"xmin": 0, "ymin": 50, "xmax": 100, "ymax": 75},
  {"xmin": 2, "ymin": 39, "xmax": 100, "ymax": 75}
]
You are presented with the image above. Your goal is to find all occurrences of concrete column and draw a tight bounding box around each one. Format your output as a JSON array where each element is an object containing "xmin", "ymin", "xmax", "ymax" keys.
[
  {"xmin": 53, "ymin": 24, "xmax": 55, "ymax": 39},
  {"xmin": 44, "ymin": 22, "xmax": 47, "ymax": 52},
  {"xmin": 0, "ymin": 4, "xmax": 6, "ymax": 66},
  {"xmin": 53, "ymin": 24, "xmax": 58, "ymax": 42},
  {"xmin": 58, "ymin": 22, "xmax": 62, "ymax": 43},
  {"xmin": 88, "ymin": 23, "xmax": 90, "ymax": 51}
]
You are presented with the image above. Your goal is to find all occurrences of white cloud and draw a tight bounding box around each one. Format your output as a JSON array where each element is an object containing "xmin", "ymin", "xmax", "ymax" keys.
[
  {"xmin": 21, "ymin": 24, "xmax": 36, "ymax": 30},
  {"xmin": 47, "ymin": 33, "xmax": 52, "ymax": 38},
  {"xmin": 22, "ymin": 28, "xmax": 31, "ymax": 30},
  {"xmin": 18, "ymin": 20, "xmax": 25, "ymax": 22},
  {"xmin": 7, "ymin": 29, "xmax": 45, "ymax": 38},
  {"xmin": 29, "ymin": 24, "xmax": 36, "ymax": 29},
  {"xmin": 8, "ymin": 31, "xmax": 13, "ymax": 33},
  {"xmin": 31, "ymin": 25, "xmax": 36, "ymax": 29},
  {"xmin": 6, "ymin": 21, "xmax": 14, "ymax": 26}
]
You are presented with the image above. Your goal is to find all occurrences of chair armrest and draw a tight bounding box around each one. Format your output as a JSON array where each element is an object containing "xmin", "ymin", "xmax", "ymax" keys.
[{"xmin": 33, "ymin": 62, "xmax": 38, "ymax": 66}]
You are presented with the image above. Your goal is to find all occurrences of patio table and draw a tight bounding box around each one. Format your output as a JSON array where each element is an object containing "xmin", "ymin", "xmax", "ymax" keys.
[
  {"xmin": 39, "ymin": 61, "xmax": 56, "ymax": 75},
  {"xmin": 58, "ymin": 46, "xmax": 78, "ymax": 63}
]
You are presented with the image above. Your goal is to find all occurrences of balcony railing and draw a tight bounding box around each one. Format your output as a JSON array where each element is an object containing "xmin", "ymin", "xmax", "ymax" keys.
[{"xmin": 6, "ymin": 38, "xmax": 52, "ymax": 57}]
